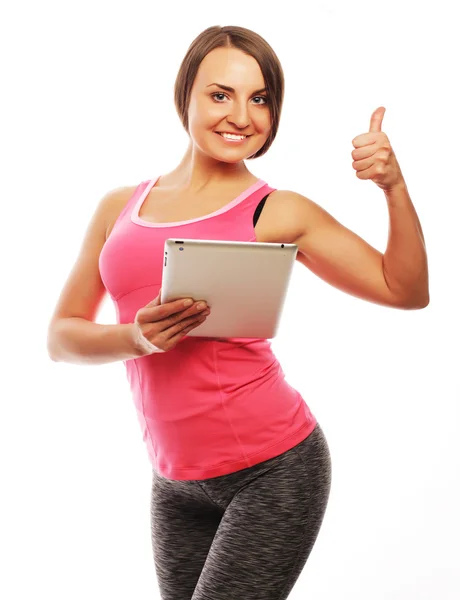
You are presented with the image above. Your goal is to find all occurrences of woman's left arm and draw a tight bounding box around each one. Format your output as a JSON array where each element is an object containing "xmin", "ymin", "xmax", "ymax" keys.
[
  {"xmin": 381, "ymin": 179, "xmax": 429, "ymax": 307},
  {"xmin": 286, "ymin": 107, "xmax": 429, "ymax": 310}
]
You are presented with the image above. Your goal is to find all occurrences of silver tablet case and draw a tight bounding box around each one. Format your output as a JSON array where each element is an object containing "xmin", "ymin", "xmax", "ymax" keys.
[{"xmin": 161, "ymin": 239, "xmax": 298, "ymax": 340}]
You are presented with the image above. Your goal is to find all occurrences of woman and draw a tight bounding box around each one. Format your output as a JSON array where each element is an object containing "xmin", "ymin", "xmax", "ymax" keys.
[{"xmin": 47, "ymin": 25, "xmax": 429, "ymax": 600}]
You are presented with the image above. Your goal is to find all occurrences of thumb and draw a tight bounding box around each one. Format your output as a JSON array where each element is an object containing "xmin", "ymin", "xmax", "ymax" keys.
[
  {"xmin": 147, "ymin": 288, "xmax": 162, "ymax": 307},
  {"xmin": 369, "ymin": 106, "xmax": 385, "ymax": 132}
]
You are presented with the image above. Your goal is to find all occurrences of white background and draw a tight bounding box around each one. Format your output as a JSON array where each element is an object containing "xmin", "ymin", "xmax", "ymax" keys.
[{"xmin": 1, "ymin": 0, "xmax": 459, "ymax": 598}]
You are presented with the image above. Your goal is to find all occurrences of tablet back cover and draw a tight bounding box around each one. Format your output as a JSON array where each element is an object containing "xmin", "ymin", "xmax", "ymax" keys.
[{"xmin": 161, "ymin": 239, "xmax": 297, "ymax": 340}]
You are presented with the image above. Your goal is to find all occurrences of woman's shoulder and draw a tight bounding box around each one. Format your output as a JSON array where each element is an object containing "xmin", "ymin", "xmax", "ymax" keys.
[{"xmin": 103, "ymin": 181, "xmax": 147, "ymax": 240}]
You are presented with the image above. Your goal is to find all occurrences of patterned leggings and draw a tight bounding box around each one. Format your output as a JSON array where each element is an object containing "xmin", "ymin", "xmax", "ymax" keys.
[{"xmin": 150, "ymin": 422, "xmax": 332, "ymax": 600}]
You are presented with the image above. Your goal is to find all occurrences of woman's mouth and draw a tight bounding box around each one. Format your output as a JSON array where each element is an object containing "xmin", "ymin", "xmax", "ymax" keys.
[{"xmin": 215, "ymin": 131, "xmax": 250, "ymax": 143}]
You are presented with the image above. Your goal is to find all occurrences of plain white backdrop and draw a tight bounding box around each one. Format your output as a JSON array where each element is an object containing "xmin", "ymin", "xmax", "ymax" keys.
[{"xmin": 1, "ymin": 0, "xmax": 459, "ymax": 598}]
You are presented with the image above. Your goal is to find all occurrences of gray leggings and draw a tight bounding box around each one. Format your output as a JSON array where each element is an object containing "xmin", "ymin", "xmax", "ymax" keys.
[{"xmin": 150, "ymin": 422, "xmax": 332, "ymax": 600}]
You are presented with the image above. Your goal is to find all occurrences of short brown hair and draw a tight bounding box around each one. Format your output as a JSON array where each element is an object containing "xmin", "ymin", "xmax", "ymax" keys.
[{"xmin": 174, "ymin": 25, "xmax": 284, "ymax": 160}]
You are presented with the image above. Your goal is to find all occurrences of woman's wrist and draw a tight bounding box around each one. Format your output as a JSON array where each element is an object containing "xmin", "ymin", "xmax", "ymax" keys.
[{"xmin": 131, "ymin": 322, "xmax": 165, "ymax": 356}]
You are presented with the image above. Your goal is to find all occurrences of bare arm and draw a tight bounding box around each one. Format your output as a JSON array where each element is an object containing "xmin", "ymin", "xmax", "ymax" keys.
[
  {"xmin": 47, "ymin": 318, "xmax": 141, "ymax": 365},
  {"xmin": 46, "ymin": 185, "xmax": 210, "ymax": 365},
  {"xmin": 46, "ymin": 185, "xmax": 141, "ymax": 365},
  {"xmin": 277, "ymin": 189, "xmax": 429, "ymax": 309}
]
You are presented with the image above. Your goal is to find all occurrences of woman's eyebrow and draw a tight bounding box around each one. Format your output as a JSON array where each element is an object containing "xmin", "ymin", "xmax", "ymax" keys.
[{"xmin": 206, "ymin": 82, "xmax": 267, "ymax": 95}]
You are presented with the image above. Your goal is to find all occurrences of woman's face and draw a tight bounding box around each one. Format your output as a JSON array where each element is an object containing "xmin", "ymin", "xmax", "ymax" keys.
[{"xmin": 187, "ymin": 47, "xmax": 272, "ymax": 163}]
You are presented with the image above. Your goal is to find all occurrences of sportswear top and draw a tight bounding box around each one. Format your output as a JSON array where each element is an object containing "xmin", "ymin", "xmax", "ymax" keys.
[{"xmin": 98, "ymin": 176, "xmax": 317, "ymax": 481}]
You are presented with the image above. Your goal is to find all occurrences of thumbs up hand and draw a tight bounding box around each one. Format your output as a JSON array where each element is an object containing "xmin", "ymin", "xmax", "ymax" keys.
[{"xmin": 351, "ymin": 107, "xmax": 405, "ymax": 192}]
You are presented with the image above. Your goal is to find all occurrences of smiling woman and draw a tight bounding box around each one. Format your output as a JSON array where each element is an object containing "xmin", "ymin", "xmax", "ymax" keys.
[
  {"xmin": 47, "ymin": 23, "xmax": 428, "ymax": 600},
  {"xmin": 174, "ymin": 26, "xmax": 284, "ymax": 162}
]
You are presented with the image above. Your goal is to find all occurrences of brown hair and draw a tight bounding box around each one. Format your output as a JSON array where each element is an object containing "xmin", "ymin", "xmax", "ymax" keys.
[{"xmin": 174, "ymin": 25, "xmax": 284, "ymax": 160}]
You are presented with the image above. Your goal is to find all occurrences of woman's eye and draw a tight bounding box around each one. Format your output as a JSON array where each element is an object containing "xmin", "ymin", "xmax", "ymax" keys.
[{"xmin": 211, "ymin": 93, "xmax": 267, "ymax": 105}]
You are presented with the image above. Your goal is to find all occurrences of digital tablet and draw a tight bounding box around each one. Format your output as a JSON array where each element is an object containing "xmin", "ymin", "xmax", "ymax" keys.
[{"xmin": 160, "ymin": 238, "xmax": 298, "ymax": 340}]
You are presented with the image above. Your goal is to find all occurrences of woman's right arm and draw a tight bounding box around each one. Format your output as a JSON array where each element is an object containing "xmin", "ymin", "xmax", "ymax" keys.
[
  {"xmin": 47, "ymin": 318, "xmax": 143, "ymax": 365},
  {"xmin": 47, "ymin": 186, "xmax": 210, "ymax": 365},
  {"xmin": 46, "ymin": 185, "xmax": 142, "ymax": 365}
]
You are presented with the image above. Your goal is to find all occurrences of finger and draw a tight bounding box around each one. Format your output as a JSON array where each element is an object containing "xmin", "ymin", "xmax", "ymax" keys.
[
  {"xmin": 164, "ymin": 304, "xmax": 209, "ymax": 333},
  {"xmin": 144, "ymin": 287, "xmax": 167, "ymax": 307},
  {"xmin": 143, "ymin": 297, "xmax": 195, "ymax": 320},
  {"xmin": 173, "ymin": 299, "xmax": 209, "ymax": 318},
  {"xmin": 169, "ymin": 314, "xmax": 208, "ymax": 344},
  {"xmin": 369, "ymin": 106, "xmax": 385, "ymax": 133},
  {"xmin": 165, "ymin": 305, "xmax": 209, "ymax": 330}
]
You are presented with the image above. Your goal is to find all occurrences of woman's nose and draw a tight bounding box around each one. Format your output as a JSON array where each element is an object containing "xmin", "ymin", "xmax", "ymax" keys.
[{"xmin": 226, "ymin": 105, "xmax": 251, "ymax": 129}]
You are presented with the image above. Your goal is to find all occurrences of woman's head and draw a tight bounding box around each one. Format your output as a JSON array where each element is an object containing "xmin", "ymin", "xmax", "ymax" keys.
[{"xmin": 174, "ymin": 25, "xmax": 284, "ymax": 161}]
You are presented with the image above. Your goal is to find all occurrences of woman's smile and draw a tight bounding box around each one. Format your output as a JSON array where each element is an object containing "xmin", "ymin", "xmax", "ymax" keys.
[{"xmin": 214, "ymin": 131, "xmax": 251, "ymax": 143}]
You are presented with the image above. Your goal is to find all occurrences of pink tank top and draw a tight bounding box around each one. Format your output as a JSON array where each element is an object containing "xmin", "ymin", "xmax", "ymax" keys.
[{"xmin": 99, "ymin": 177, "xmax": 317, "ymax": 480}]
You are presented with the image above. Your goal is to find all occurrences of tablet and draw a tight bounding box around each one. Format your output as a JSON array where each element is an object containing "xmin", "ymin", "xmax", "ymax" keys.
[{"xmin": 160, "ymin": 238, "xmax": 298, "ymax": 340}]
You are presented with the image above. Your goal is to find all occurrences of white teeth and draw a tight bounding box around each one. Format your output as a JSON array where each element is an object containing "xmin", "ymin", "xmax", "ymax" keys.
[{"xmin": 220, "ymin": 132, "xmax": 246, "ymax": 140}]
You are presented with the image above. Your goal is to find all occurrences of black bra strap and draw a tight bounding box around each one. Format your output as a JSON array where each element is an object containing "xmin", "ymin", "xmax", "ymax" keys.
[{"xmin": 253, "ymin": 193, "xmax": 270, "ymax": 227}]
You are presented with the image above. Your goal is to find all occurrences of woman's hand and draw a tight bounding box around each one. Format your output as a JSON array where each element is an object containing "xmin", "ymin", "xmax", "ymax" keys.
[
  {"xmin": 351, "ymin": 106, "xmax": 405, "ymax": 192},
  {"xmin": 132, "ymin": 289, "xmax": 210, "ymax": 355}
]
